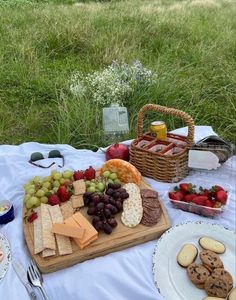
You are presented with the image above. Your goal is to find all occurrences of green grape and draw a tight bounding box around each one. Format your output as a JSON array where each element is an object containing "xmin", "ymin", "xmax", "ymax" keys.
[
  {"xmin": 52, "ymin": 172, "xmax": 62, "ymax": 180},
  {"xmin": 40, "ymin": 196, "xmax": 48, "ymax": 204},
  {"xmin": 42, "ymin": 187, "xmax": 49, "ymax": 193},
  {"xmin": 85, "ymin": 181, "xmax": 91, "ymax": 187},
  {"xmin": 107, "ymin": 179, "xmax": 114, "ymax": 184},
  {"xmin": 87, "ymin": 186, "xmax": 96, "ymax": 193},
  {"xmin": 28, "ymin": 188, "xmax": 36, "ymax": 195},
  {"xmin": 43, "ymin": 175, "xmax": 52, "ymax": 182},
  {"xmin": 34, "ymin": 198, "xmax": 41, "ymax": 207},
  {"xmin": 89, "ymin": 182, "xmax": 96, "ymax": 188},
  {"xmin": 32, "ymin": 176, "xmax": 42, "ymax": 183},
  {"xmin": 60, "ymin": 178, "xmax": 66, "ymax": 185},
  {"xmin": 35, "ymin": 189, "xmax": 45, "ymax": 197},
  {"xmin": 63, "ymin": 170, "xmax": 73, "ymax": 179},
  {"xmin": 24, "ymin": 183, "xmax": 31, "ymax": 190},
  {"xmin": 97, "ymin": 182, "xmax": 105, "ymax": 192},
  {"xmin": 114, "ymin": 179, "xmax": 121, "ymax": 184},
  {"xmin": 53, "ymin": 180, "xmax": 60, "ymax": 187},
  {"xmin": 24, "ymin": 194, "xmax": 31, "ymax": 203},
  {"xmin": 42, "ymin": 182, "xmax": 51, "ymax": 189},
  {"xmin": 109, "ymin": 173, "xmax": 117, "ymax": 180},
  {"xmin": 103, "ymin": 171, "xmax": 111, "ymax": 178},
  {"xmin": 53, "ymin": 187, "xmax": 58, "ymax": 193},
  {"xmin": 26, "ymin": 200, "xmax": 33, "ymax": 209},
  {"xmin": 29, "ymin": 196, "xmax": 38, "ymax": 206}
]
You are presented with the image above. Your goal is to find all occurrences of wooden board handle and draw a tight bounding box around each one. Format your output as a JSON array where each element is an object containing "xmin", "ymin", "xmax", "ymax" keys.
[{"xmin": 137, "ymin": 104, "xmax": 195, "ymax": 146}]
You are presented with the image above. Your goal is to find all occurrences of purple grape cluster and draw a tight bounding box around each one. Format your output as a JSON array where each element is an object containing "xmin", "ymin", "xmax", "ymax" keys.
[{"xmin": 83, "ymin": 183, "xmax": 129, "ymax": 234}]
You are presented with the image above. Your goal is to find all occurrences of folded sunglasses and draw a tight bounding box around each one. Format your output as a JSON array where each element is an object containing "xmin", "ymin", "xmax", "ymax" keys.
[{"xmin": 29, "ymin": 150, "xmax": 64, "ymax": 168}]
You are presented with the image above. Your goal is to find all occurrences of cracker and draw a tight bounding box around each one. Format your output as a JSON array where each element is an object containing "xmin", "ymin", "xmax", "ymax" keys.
[
  {"xmin": 41, "ymin": 203, "xmax": 56, "ymax": 250},
  {"xmin": 121, "ymin": 183, "xmax": 143, "ymax": 227},
  {"xmin": 71, "ymin": 195, "xmax": 84, "ymax": 209},
  {"xmin": 73, "ymin": 180, "xmax": 86, "ymax": 195},
  {"xmin": 42, "ymin": 248, "xmax": 56, "ymax": 258},
  {"xmin": 60, "ymin": 200, "xmax": 74, "ymax": 220},
  {"xmin": 48, "ymin": 205, "xmax": 72, "ymax": 255},
  {"xmin": 33, "ymin": 206, "xmax": 44, "ymax": 254}
]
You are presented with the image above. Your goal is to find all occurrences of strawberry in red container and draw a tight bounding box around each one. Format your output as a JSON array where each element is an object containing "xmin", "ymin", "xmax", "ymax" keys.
[
  {"xmin": 169, "ymin": 191, "xmax": 185, "ymax": 201},
  {"xmin": 179, "ymin": 183, "xmax": 196, "ymax": 193},
  {"xmin": 216, "ymin": 190, "xmax": 227, "ymax": 205},
  {"xmin": 57, "ymin": 185, "xmax": 72, "ymax": 202},
  {"xmin": 184, "ymin": 193, "xmax": 197, "ymax": 202},
  {"xmin": 191, "ymin": 196, "xmax": 208, "ymax": 206}
]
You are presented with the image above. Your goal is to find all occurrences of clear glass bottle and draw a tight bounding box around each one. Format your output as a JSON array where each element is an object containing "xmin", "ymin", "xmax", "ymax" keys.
[{"xmin": 102, "ymin": 103, "xmax": 129, "ymax": 144}]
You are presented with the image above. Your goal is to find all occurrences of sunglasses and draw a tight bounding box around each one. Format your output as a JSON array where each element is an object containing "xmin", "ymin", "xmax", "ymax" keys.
[{"xmin": 29, "ymin": 150, "xmax": 65, "ymax": 168}]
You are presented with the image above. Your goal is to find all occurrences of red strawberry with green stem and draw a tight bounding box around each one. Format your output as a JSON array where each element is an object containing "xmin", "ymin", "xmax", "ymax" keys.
[
  {"xmin": 84, "ymin": 166, "xmax": 96, "ymax": 180},
  {"xmin": 73, "ymin": 170, "xmax": 84, "ymax": 181},
  {"xmin": 191, "ymin": 196, "xmax": 208, "ymax": 206},
  {"xmin": 169, "ymin": 191, "xmax": 185, "ymax": 201},
  {"xmin": 57, "ymin": 185, "xmax": 72, "ymax": 202},
  {"xmin": 215, "ymin": 190, "xmax": 227, "ymax": 204},
  {"xmin": 179, "ymin": 183, "xmax": 196, "ymax": 193},
  {"xmin": 48, "ymin": 194, "xmax": 61, "ymax": 206}
]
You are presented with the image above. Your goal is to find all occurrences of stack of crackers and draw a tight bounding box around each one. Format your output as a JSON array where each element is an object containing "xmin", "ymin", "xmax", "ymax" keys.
[{"xmin": 33, "ymin": 179, "xmax": 97, "ymax": 257}]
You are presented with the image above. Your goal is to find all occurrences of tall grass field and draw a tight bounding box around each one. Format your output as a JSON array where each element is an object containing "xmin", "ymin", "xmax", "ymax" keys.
[{"xmin": 0, "ymin": 0, "xmax": 236, "ymax": 149}]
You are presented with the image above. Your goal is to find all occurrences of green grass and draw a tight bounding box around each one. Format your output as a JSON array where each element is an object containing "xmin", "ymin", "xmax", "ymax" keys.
[{"xmin": 0, "ymin": 0, "xmax": 236, "ymax": 148}]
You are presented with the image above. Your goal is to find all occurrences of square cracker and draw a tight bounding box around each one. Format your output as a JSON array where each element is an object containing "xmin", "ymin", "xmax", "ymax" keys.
[
  {"xmin": 73, "ymin": 180, "xmax": 86, "ymax": 195},
  {"xmin": 42, "ymin": 248, "xmax": 56, "ymax": 258},
  {"xmin": 48, "ymin": 205, "xmax": 73, "ymax": 255},
  {"xmin": 60, "ymin": 200, "xmax": 74, "ymax": 220},
  {"xmin": 41, "ymin": 203, "xmax": 56, "ymax": 250},
  {"xmin": 33, "ymin": 206, "xmax": 44, "ymax": 254},
  {"xmin": 71, "ymin": 195, "xmax": 84, "ymax": 209}
]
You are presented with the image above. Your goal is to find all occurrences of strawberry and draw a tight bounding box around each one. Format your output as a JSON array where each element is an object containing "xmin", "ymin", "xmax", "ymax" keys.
[
  {"xmin": 210, "ymin": 185, "xmax": 224, "ymax": 196},
  {"xmin": 205, "ymin": 199, "xmax": 214, "ymax": 208},
  {"xmin": 169, "ymin": 191, "xmax": 185, "ymax": 201},
  {"xmin": 216, "ymin": 190, "xmax": 227, "ymax": 204},
  {"xmin": 28, "ymin": 212, "xmax": 38, "ymax": 223},
  {"xmin": 199, "ymin": 187, "xmax": 210, "ymax": 197},
  {"xmin": 191, "ymin": 196, "xmax": 208, "ymax": 206},
  {"xmin": 48, "ymin": 194, "xmax": 61, "ymax": 206},
  {"xmin": 84, "ymin": 166, "xmax": 96, "ymax": 180},
  {"xmin": 57, "ymin": 185, "xmax": 72, "ymax": 202},
  {"xmin": 179, "ymin": 183, "xmax": 196, "ymax": 193},
  {"xmin": 73, "ymin": 170, "xmax": 84, "ymax": 181},
  {"xmin": 184, "ymin": 193, "xmax": 197, "ymax": 202}
]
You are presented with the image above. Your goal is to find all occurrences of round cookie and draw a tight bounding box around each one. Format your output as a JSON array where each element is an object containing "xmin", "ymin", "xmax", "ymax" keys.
[
  {"xmin": 187, "ymin": 263, "xmax": 210, "ymax": 287},
  {"xmin": 204, "ymin": 275, "xmax": 229, "ymax": 298},
  {"xmin": 212, "ymin": 268, "xmax": 233, "ymax": 292},
  {"xmin": 199, "ymin": 250, "xmax": 224, "ymax": 271},
  {"xmin": 0, "ymin": 250, "xmax": 4, "ymax": 262}
]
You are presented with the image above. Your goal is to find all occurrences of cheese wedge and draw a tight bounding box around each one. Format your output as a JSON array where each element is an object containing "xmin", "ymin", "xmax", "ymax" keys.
[
  {"xmin": 65, "ymin": 213, "xmax": 98, "ymax": 249},
  {"xmin": 52, "ymin": 223, "xmax": 85, "ymax": 239}
]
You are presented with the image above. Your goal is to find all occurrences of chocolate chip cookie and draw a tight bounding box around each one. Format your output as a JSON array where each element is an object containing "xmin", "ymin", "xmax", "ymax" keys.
[
  {"xmin": 212, "ymin": 268, "xmax": 233, "ymax": 292},
  {"xmin": 204, "ymin": 275, "xmax": 229, "ymax": 298},
  {"xmin": 200, "ymin": 250, "xmax": 224, "ymax": 271},
  {"xmin": 187, "ymin": 263, "xmax": 210, "ymax": 288}
]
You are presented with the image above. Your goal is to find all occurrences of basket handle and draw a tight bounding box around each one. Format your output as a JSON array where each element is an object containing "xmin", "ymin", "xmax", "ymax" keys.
[{"xmin": 137, "ymin": 104, "xmax": 195, "ymax": 145}]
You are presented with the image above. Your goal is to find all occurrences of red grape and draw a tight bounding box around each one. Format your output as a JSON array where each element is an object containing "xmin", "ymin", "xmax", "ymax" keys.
[
  {"xmin": 107, "ymin": 218, "xmax": 117, "ymax": 228},
  {"xmin": 103, "ymin": 223, "xmax": 112, "ymax": 234}
]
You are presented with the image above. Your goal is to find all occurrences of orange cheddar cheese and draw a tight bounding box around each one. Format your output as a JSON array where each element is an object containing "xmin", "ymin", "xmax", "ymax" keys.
[
  {"xmin": 64, "ymin": 213, "xmax": 98, "ymax": 249},
  {"xmin": 51, "ymin": 223, "xmax": 85, "ymax": 239}
]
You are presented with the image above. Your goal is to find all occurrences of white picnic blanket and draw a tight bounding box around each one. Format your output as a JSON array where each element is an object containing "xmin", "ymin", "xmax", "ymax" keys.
[{"xmin": 0, "ymin": 126, "xmax": 235, "ymax": 300}]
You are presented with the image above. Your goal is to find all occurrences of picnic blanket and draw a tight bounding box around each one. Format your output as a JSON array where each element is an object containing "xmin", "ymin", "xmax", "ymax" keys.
[{"xmin": 0, "ymin": 126, "xmax": 235, "ymax": 300}]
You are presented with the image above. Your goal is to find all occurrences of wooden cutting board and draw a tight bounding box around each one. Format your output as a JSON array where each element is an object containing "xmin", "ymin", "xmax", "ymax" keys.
[{"xmin": 23, "ymin": 180, "xmax": 171, "ymax": 273}]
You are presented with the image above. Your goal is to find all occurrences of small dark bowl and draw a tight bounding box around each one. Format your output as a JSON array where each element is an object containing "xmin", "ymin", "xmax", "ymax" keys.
[{"xmin": 0, "ymin": 201, "xmax": 15, "ymax": 224}]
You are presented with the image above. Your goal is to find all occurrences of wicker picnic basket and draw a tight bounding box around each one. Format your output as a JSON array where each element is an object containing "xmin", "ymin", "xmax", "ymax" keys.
[{"xmin": 130, "ymin": 104, "xmax": 195, "ymax": 183}]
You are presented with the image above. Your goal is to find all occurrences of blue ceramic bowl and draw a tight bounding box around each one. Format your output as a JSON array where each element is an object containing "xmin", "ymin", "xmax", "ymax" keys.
[{"xmin": 0, "ymin": 201, "xmax": 14, "ymax": 224}]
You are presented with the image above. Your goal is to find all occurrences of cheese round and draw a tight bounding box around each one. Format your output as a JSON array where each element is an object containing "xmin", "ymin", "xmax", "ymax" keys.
[{"xmin": 100, "ymin": 159, "xmax": 142, "ymax": 185}]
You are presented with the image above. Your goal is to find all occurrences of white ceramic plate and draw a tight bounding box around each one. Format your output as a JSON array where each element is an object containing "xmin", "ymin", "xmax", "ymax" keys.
[
  {"xmin": 152, "ymin": 221, "xmax": 236, "ymax": 300},
  {"xmin": 0, "ymin": 233, "xmax": 11, "ymax": 283}
]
